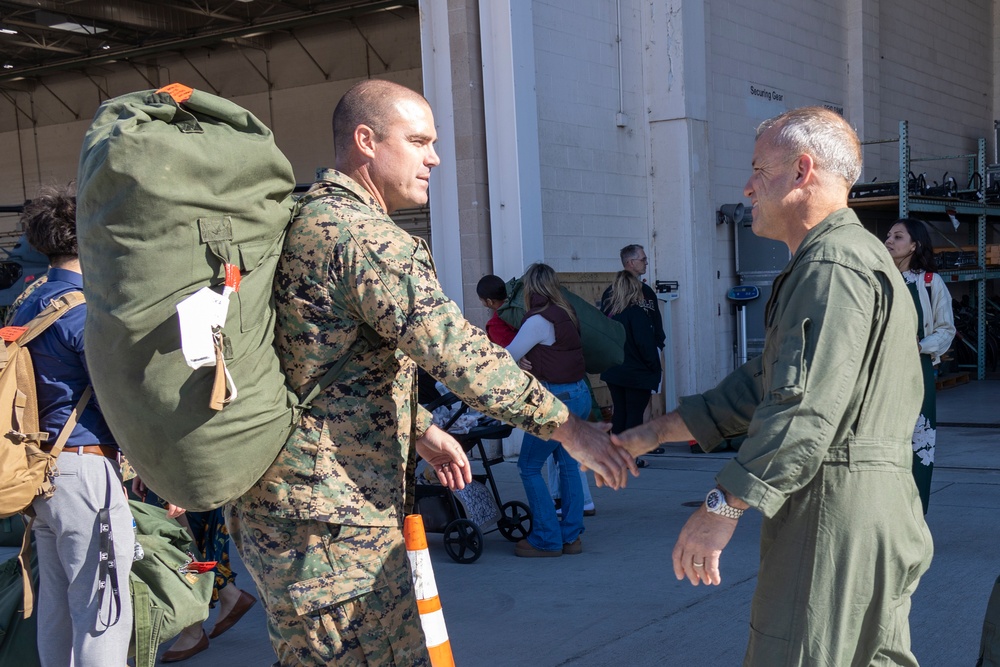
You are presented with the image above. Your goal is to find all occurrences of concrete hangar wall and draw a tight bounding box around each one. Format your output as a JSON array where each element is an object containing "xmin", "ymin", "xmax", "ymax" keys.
[
  {"xmin": 0, "ymin": 0, "xmax": 996, "ymax": 399},
  {"xmin": 522, "ymin": 0, "xmax": 998, "ymax": 399}
]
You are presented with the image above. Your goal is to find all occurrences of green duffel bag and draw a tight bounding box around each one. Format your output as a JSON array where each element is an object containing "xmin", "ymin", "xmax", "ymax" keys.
[
  {"xmin": 128, "ymin": 500, "xmax": 214, "ymax": 667},
  {"xmin": 77, "ymin": 84, "xmax": 299, "ymax": 511},
  {"xmin": 498, "ymin": 276, "xmax": 626, "ymax": 374}
]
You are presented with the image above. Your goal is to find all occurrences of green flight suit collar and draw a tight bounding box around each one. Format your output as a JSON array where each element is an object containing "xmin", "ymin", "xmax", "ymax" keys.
[
  {"xmin": 775, "ymin": 207, "xmax": 861, "ymax": 278},
  {"xmin": 793, "ymin": 207, "xmax": 861, "ymax": 258}
]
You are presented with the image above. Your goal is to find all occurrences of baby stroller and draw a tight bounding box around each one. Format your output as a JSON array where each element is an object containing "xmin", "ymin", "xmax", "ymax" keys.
[{"xmin": 414, "ymin": 392, "xmax": 532, "ymax": 563}]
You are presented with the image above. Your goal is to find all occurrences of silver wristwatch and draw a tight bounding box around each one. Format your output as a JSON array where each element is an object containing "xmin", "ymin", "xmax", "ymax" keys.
[{"xmin": 705, "ymin": 488, "xmax": 745, "ymax": 520}]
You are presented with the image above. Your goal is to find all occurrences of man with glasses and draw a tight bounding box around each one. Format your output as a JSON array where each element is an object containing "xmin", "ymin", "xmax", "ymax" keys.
[
  {"xmin": 601, "ymin": 244, "xmax": 666, "ymax": 465},
  {"xmin": 603, "ymin": 244, "xmax": 665, "ymax": 350}
]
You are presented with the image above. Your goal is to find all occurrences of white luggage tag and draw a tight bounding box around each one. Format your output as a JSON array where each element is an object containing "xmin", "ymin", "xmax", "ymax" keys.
[{"xmin": 176, "ymin": 264, "xmax": 241, "ymax": 407}]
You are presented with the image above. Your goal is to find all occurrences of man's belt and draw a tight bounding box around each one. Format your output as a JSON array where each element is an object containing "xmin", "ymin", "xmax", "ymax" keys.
[{"xmin": 41, "ymin": 443, "xmax": 118, "ymax": 459}]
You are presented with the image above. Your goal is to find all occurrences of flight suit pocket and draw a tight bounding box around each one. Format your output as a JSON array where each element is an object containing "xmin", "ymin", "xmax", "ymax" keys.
[
  {"xmin": 747, "ymin": 598, "xmax": 792, "ymax": 664},
  {"xmin": 767, "ymin": 318, "xmax": 809, "ymax": 404}
]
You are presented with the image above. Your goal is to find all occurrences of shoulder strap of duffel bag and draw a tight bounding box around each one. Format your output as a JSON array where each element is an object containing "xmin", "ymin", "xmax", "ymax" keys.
[
  {"xmin": 130, "ymin": 577, "xmax": 159, "ymax": 667},
  {"xmin": 289, "ymin": 187, "xmax": 386, "ymax": 412},
  {"xmin": 295, "ymin": 325, "xmax": 380, "ymax": 411}
]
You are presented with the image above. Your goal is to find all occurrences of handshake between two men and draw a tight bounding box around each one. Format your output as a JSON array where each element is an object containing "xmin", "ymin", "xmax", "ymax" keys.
[{"xmin": 417, "ymin": 403, "xmax": 729, "ymax": 588}]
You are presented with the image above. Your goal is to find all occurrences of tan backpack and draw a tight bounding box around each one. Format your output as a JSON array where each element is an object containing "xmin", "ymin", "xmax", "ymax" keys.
[{"xmin": 0, "ymin": 290, "xmax": 92, "ymax": 616}]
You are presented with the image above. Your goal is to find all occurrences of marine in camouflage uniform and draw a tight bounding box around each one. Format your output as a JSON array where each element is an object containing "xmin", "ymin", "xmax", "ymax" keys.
[
  {"xmin": 228, "ymin": 165, "xmax": 585, "ymax": 665},
  {"xmin": 229, "ymin": 80, "xmax": 637, "ymax": 666}
]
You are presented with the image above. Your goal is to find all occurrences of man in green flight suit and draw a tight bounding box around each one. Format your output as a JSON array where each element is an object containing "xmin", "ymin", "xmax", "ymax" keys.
[
  {"xmin": 226, "ymin": 79, "xmax": 637, "ymax": 666},
  {"xmin": 616, "ymin": 106, "xmax": 933, "ymax": 666}
]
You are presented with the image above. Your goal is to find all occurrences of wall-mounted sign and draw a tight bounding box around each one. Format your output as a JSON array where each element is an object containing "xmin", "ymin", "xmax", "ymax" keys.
[
  {"xmin": 823, "ymin": 102, "xmax": 844, "ymax": 116},
  {"xmin": 748, "ymin": 82, "xmax": 784, "ymax": 104},
  {"xmin": 746, "ymin": 81, "xmax": 787, "ymax": 119}
]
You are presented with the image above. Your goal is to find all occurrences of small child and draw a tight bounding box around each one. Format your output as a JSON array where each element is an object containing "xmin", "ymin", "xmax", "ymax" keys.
[{"xmin": 476, "ymin": 274, "xmax": 517, "ymax": 346}]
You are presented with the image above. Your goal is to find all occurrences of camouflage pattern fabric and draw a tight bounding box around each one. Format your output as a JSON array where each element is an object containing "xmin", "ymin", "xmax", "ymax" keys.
[
  {"xmin": 226, "ymin": 502, "xmax": 429, "ymax": 667},
  {"xmin": 4, "ymin": 275, "xmax": 48, "ymax": 326},
  {"xmin": 242, "ymin": 168, "xmax": 568, "ymax": 527},
  {"xmin": 235, "ymin": 168, "xmax": 571, "ymax": 664}
]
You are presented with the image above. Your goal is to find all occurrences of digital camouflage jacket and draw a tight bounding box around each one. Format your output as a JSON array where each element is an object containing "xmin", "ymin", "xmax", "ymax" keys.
[{"xmin": 245, "ymin": 169, "xmax": 569, "ymax": 527}]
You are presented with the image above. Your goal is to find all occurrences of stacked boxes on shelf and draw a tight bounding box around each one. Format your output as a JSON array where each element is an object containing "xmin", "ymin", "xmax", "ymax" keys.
[{"xmin": 987, "ymin": 244, "xmax": 1000, "ymax": 266}]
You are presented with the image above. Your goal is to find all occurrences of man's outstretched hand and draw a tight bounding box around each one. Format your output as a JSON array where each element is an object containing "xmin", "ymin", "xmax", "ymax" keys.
[
  {"xmin": 612, "ymin": 411, "xmax": 694, "ymax": 458},
  {"xmin": 552, "ymin": 415, "xmax": 638, "ymax": 489}
]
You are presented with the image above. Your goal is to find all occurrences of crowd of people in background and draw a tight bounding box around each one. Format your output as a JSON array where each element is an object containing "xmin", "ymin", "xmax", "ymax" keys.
[{"xmin": 4, "ymin": 79, "xmax": 976, "ymax": 667}]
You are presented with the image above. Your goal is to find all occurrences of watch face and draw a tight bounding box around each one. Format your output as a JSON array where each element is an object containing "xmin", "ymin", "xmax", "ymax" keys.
[{"xmin": 706, "ymin": 489, "xmax": 723, "ymax": 510}]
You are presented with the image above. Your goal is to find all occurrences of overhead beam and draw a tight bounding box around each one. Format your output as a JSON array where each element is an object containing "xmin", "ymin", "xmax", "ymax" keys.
[
  {"xmin": 1, "ymin": 36, "xmax": 82, "ymax": 55},
  {"xmin": 180, "ymin": 53, "xmax": 221, "ymax": 95},
  {"xmin": 0, "ymin": 0, "xmax": 416, "ymax": 83}
]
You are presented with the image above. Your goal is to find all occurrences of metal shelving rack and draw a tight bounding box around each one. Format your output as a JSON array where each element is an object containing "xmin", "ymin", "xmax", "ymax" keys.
[{"xmin": 849, "ymin": 120, "xmax": 995, "ymax": 379}]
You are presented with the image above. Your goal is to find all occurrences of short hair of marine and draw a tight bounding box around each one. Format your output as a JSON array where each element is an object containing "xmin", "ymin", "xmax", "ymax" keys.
[
  {"xmin": 332, "ymin": 79, "xmax": 430, "ymax": 157},
  {"xmin": 522, "ymin": 262, "xmax": 578, "ymax": 328},
  {"xmin": 756, "ymin": 106, "xmax": 862, "ymax": 187},
  {"xmin": 620, "ymin": 244, "xmax": 644, "ymax": 265},
  {"xmin": 22, "ymin": 184, "xmax": 78, "ymax": 262},
  {"xmin": 605, "ymin": 270, "xmax": 644, "ymax": 317}
]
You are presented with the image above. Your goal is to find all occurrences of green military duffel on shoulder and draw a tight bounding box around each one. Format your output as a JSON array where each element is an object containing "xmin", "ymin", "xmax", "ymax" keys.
[{"xmin": 77, "ymin": 84, "xmax": 299, "ymax": 511}]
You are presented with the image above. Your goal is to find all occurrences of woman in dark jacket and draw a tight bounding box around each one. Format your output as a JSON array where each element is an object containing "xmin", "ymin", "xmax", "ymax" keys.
[{"xmin": 601, "ymin": 270, "xmax": 662, "ymax": 442}]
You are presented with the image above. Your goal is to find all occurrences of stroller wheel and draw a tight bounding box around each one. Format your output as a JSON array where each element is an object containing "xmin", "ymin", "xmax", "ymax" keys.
[
  {"xmin": 443, "ymin": 519, "xmax": 484, "ymax": 564},
  {"xmin": 497, "ymin": 501, "xmax": 532, "ymax": 542}
]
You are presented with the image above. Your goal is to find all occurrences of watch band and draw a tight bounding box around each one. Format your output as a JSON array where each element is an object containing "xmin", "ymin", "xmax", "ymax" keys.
[{"xmin": 705, "ymin": 488, "xmax": 745, "ymax": 519}]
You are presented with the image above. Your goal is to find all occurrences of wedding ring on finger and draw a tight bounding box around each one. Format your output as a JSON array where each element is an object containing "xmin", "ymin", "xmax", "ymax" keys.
[{"xmin": 693, "ymin": 561, "xmax": 705, "ymax": 567}]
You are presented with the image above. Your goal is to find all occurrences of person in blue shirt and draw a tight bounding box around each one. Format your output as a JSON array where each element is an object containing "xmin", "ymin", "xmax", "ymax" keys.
[{"xmin": 11, "ymin": 185, "xmax": 137, "ymax": 666}]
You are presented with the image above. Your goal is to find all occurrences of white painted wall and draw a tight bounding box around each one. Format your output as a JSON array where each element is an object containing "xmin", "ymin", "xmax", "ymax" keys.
[
  {"xmin": 2, "ymin": 0, "xmax": 998, "ymax": 394},
  {"xmin": 875, "ymin": 1, "xmax": 993, "ymax": 179},
  {"xmin": 531, "ymin": 0, "xmax": 651, "ymax": 275}
]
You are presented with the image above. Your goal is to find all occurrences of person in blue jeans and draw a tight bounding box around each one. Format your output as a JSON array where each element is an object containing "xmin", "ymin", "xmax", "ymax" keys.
[{"xmin": 506, "ymin": 263, "xmax": 591, "ymax": 557}]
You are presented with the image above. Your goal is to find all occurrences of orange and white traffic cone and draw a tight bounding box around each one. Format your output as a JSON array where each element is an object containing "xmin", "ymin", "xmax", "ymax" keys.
[{"xmin": 404, "ymin": 514, "xmax": 455, "ymax": 667}]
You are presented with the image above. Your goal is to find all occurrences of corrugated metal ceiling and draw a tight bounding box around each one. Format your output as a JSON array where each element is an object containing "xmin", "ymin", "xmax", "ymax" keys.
[{"xmin": 0, "ymin": 0, "xmax": 417, "ymax": 86}]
